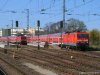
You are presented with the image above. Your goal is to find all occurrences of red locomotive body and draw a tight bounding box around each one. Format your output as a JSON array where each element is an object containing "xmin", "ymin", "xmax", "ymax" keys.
[{"xmin": 64, "ymin": 32, "xmax": 89, "ymax": 49}]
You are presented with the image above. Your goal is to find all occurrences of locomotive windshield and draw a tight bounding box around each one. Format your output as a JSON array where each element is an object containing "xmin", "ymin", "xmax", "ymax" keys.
[{"xmin": 77, "ymin": 34, "xmax": 88, "ymax": 38}]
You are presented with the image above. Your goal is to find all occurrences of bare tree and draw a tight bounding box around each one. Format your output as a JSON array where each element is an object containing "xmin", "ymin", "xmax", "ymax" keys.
[
  {"xmin": 43, "ymin": 18, "xmax": 87, "ymax": 34},
  {"xmin": 66, "ymin": 18, "xmax": 87, "ymax": 32}
]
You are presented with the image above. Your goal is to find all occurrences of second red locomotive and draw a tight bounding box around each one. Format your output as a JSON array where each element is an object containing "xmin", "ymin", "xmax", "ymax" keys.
[{"xmin": 0, "ymin": 36, "xmax": 29, "ymax": 45}]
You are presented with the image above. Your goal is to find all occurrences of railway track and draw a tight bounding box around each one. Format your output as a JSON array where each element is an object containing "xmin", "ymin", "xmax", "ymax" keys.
[
  {"xmin": 0, "ymin": 48, "xmax": 42, "ymax": 75},
  {"xmin": 23, "ymin": 46, "xmax": 100, "ymax": 72},
  {"xmin": 17, "ymin": 46, "xmax": 100, "ymax": 74},
  {"xmin": 5, "ymin": 47, "xmax": 79, "ymax": 75},
  {"xmin": 0, "ymin": 66, "xmax": 7, "ymax": 75},
  {"xmin": 24, "ymin": 45, "xmax": 100, "ymax": 63},
  {"xmin": 86, "ymin": 51, "xmax": 100, "ymax": 57},
  {"xmin": 40, "ymin": 46, "xmax": 100, "ymax": 62},
  {"xmin": 0, "ymin": 46, "xmax": 100, "ymax": 75},
  {"xmin": 0, "ymin": 52, "xmax": 26, "ymax": 75}
]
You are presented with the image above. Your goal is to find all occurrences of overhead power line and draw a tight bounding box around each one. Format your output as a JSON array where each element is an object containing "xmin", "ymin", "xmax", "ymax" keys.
[
  {"xmin": 40, "ymin": 0, "xmax": 62, "ymax": 12},
  {"xmin": 67, "ymin": 13, "xmax": 100, "ymax": 16},
  {"xmin": 50, "ymin": 0, "xmax": 56, "ymax": 8},
  {"xmin": 67, "ymin": 0, "xmax": 94, "ymax": 13},
  {"xmin": 0, "ymin": 0, "xmax": 9, "ymax": 10}
]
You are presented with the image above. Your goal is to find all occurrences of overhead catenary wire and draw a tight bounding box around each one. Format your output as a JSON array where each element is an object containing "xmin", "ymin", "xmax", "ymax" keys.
[
  {"xmin": 0, "ymin": 0, "xmax": 100, "ymax": 30},
  {"xmin": 67, "ymin": 0, "xmax": 94, "ymax": 12},
  {"xmin": 85, "ymin": 18, "xmax": 100, "ymax": 24},
  {"xmin": 22, "ymin": 0, "xmax": 33, "ymax": 10},
  {"xmin": 39, "ymin": 0, "xmax": 62, "ymax": 12},
  {"xmin": 38, "ymin": 0, "xmax": 40, "ymax": 11},
  {"xmin": 39, "ymin": 0, "xmax": 95, "ymax": 23},
  {"xmin": 39, "ymin": 0, "xmax": 63, "ymax": 20},
  {"xmin": 0, "ymin": 0, "xmax": 9, "ymax": 10},
  {"xmin": 49, "ymin": 0, "xmax": 56, "ymax": 9},
  {"xmin": 0, "ymin": 0, "xmax": 97, "ymax": 18}
]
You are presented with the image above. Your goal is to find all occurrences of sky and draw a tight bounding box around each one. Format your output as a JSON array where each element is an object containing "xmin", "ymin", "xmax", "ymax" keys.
[{"xmin": 0, "ymin": 0, "xmax": 100, "ymax": 31}]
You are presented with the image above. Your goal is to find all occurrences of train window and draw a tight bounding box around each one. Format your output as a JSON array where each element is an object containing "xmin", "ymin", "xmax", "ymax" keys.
[{"xmin": 77, "ymin": 34, "xmax": 88, "ymax": 38}]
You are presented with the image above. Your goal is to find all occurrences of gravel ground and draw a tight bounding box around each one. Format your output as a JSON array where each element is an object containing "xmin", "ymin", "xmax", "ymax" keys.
[{"xmin": 23, "ymin": 63, "xmax": 58, "ymax": 75}]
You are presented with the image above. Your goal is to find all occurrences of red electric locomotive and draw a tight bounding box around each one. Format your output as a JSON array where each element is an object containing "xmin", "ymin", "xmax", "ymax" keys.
[{"xmin": 63, "ymin": 32, "xmax": 89, "ymax": 50}]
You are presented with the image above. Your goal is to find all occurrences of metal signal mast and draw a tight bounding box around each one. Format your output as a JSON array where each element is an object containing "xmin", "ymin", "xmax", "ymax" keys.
[{"xmin": 27, "ymin": 9, "xmax": 29, "ymax": 31}]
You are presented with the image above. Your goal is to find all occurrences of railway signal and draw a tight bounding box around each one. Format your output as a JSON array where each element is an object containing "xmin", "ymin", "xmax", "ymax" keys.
[
  {"xmin": 60, "ymin": 21, "xmax": 63, "ymax": 28},
  {"xmin": 16, "ymin": 21, "xmax": 18, "ymax": 27},
  {"xmin": 37, "ymin": 20, "xmax": 40, "ymax": 27},
  {"xmin": 16, "ymin": 21, "xmax": 19, "ymax": 51}
]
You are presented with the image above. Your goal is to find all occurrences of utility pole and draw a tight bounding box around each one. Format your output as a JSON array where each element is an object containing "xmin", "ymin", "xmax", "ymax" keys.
[
  {"xmin": 27, "ymin": 9, "xmax": 29, "ymax": 31},
  {"xmin": 60, "ymin": 0, "xmax": 65, "ymax": 49},
  {"xmin": 12, "ymin": 20, "xmax": 13, "ymax": 36},
  {"xmin": 63, "ymin": 0, "xmax": 65, "ymax": 31}
]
